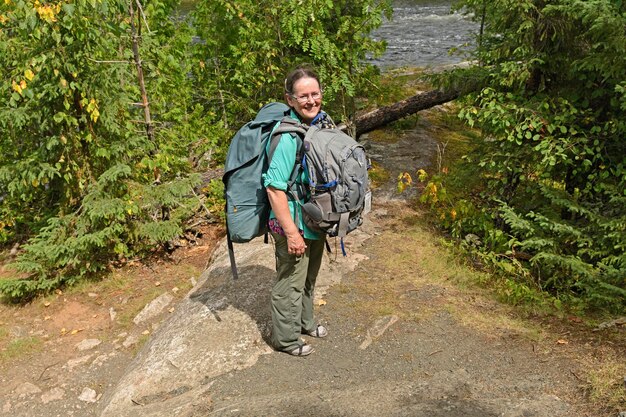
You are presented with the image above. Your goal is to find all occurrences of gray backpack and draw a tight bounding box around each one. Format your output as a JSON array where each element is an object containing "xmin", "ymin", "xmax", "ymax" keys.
[{"xmin": 300, "ymin": 127, "xmax": 370, "ymax": 239}]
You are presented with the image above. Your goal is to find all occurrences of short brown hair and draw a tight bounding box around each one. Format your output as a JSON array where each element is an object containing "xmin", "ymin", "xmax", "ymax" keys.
[{"xmin": 284, "ymin": 65, "xmax": 321, "ymax": 95}]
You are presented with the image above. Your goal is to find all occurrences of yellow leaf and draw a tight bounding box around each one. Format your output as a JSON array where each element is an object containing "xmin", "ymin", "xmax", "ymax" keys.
[
  {"xmin": 90, "ymin": 108, "xmax": 99, "ymax": 123},
  {"xmin": 315, "ymin": 299, "xmax": 327, "ymax": 306},
  {"xmin": 24, "ymin": 69, "xmax": 35, "ymax": 81},
  {"xmin": 44, "ymin": 301, "xmax": 51, "ymax": 307},
  {"xmin": 12, "ymin": 80, "xmax": 22, "ymax": 94},
  {"xmin": 556, "ymin": 339, "xmax": 568, "ymax": 345}
]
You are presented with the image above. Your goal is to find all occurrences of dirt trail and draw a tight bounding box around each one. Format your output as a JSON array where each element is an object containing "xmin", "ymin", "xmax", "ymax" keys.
[
  {"xmin": 205, "ymin": 199, "xmax": 581, "ymax": 417},
  {"xmin": 0, "ymin": 109, "xmax": 623, "ymax": 417}
]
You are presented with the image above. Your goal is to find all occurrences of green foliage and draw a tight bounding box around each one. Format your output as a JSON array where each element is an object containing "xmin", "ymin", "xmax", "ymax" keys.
[
  {"xmin": 201, "ymin": 179, "xmax": 226, "ymax": 221},
  {"xmin": 1, "ymin": 166, "xmax": 201, "ymax": 301},
  {"xmin": 0, "ymin": 0, "xmax": 391, "ymax": 300},
  {"xmin": 0, "ymin": 0, "xmax": 205, "ymax": 300},
  {"xmin": 278, "ymin": 0, "xmax": 391, "ymax": 121},
  {"xmin": 440, "ymin": 0, "xmax": 626, "ymax": 313},
  {"xmin": 190, "ymin": 0, "xmax": 391, "ymax": 126}
]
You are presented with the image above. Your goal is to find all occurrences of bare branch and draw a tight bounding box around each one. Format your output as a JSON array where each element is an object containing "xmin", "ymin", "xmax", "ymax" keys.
[
  {"xmin": 134, "ymin": 0, "xmax": 151, "ymax": 34},
  {"xmin": 87, "ymin": 58, "xmax": 131, "ymax": 64}
]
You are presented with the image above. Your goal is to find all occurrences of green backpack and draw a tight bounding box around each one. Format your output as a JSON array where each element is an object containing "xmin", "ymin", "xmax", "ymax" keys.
[{"xmin": 222, "ymin": 103, "xmax": 306, "ymax": 279}]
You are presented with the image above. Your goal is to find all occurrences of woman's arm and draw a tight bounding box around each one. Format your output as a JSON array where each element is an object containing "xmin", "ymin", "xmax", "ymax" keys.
[{"xmin": 267, "ymin": 187, "xmax": 306, "ymax": 256}]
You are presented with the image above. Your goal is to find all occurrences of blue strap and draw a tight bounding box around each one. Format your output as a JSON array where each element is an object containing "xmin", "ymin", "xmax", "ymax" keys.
[
  {"xmin": 340, "ymin": 237, "xmax": 347, "ymax": 257},
  {"xmin": 310, "ymin": 111, "xmax": 325, "ymax": 125},
  {"xmin": 303, "ymin": 155, "xmax": 338, "ymax": 190}
]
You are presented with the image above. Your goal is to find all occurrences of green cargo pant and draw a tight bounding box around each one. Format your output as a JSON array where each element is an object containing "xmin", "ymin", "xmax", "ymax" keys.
[{"xmin": 270, "ymin": 232, "xmax": 325, "ymax": 351}]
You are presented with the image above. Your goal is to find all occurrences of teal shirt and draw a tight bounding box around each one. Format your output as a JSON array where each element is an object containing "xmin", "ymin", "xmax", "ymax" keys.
[{"xmin": 262, "ymin": 110, "xmax": 321, "ymax": 240}]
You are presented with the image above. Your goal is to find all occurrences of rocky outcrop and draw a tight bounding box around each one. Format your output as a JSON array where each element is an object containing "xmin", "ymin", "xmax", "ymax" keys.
[{"xmin": 99, "ymin": 225, "xmax": 371, "ymax": 417}]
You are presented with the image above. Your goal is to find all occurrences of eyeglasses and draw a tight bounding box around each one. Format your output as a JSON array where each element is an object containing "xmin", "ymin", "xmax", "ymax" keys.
[{"xmin": 290, "ymin": 91, "xmax": 322, "ymax": 104}]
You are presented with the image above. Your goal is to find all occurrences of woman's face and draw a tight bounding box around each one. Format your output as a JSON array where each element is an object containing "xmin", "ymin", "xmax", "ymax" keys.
[{"xmin": 285, "ymin": 76, "xmax": 322, "ymax": 125}]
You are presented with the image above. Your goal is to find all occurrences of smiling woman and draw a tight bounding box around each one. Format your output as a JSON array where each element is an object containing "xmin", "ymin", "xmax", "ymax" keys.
[{"xmin": 264, "ymin": 66, "xmax": 334, "ymax": 356}]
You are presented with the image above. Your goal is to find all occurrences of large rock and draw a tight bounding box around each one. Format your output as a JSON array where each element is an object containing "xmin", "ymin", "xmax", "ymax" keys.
[
  {"xmin": 133, "ymin": 293, "xmax": 174, "ymax": 325},
  {"xmin": 99, "ymin": 226, "xmax": 371, "ymax": 417}
]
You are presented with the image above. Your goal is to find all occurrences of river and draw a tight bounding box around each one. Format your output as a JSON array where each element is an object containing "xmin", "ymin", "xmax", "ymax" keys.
[{"xmin": 371, "ymin": 0, "xmax": 478, "ymax": 69}]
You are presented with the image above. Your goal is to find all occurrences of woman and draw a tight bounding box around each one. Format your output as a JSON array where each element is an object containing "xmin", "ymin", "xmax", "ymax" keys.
[{"xmin": 262, "ymin": 66, "xmax": 334, "ymax": 356}]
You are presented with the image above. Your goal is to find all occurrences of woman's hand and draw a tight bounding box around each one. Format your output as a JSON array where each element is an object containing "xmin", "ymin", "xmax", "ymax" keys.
[
  {"xmin": 285, "ymin": 231, "xmax": 307, "ymax": 257},
  {"xmin": 267, "ymin": 186, "xmax": 306, "ymax": 256}
]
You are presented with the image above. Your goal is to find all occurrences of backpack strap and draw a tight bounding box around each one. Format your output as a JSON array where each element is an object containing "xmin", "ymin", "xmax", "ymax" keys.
[
  {"xmin": 226, "ymin": 224, "xmax": 239, "ymax": 280},
  {"xmin": 267, "ymin": 119, "xmax": 308, "ymax": 226}
]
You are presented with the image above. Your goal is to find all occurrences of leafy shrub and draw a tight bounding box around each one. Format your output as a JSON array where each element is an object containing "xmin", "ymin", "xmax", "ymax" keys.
[{"xmin": 436, "ymin": 0, "xmax": 626, "ymax": 313}]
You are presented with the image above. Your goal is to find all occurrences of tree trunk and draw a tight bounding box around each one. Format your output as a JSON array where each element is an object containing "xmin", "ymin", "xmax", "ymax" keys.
[
  {"xmin": 354, "ymin": 89, "xmax": 460, "ymax": 137},
  {"xmin": 129, "ymin": 0, "xmax": 154, "ymax": 145}
]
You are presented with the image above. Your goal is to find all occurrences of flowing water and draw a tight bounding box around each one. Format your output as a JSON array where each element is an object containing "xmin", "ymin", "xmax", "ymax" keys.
[
  {"xmin": 179, "ymin": 0, "xmax": 478, "ymax": 69},
  {"xmin": 371, "ymin": 0, "xmax": 478, "ymax": 68}
]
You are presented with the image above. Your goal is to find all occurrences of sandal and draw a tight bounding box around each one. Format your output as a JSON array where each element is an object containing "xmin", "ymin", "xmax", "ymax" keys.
[
  {"xmin": 283, "ymin": 344, "xmax": 314, "ymax": 356},
  {"xmin": 304, "ymin": 324, "xmax": 328, "ymax": 338}
]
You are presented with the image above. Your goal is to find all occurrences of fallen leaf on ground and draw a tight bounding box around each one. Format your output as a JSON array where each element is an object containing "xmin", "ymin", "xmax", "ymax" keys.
[
  {"xmin": 557, "ymin": 339, "xmax": 569, "ymax": 345},
  {"xmin": 44, "ymin": 302, "xmax": 51, "ymax": 307},
  {"xmin": 315, "ymin": 299, "xmax": 327, "ymax": 306}
]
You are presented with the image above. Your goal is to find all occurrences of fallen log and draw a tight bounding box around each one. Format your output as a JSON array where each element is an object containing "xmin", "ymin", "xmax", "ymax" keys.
[
  {"xmin": 198, "ymin": 88, "xmax": 462, "ymax": 180},
  {"xmin": 353, "ymin": 89, "xmax": 460, "ymax": 137}
]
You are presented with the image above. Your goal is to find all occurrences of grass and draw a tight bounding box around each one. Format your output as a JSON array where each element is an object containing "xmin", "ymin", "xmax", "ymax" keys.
[
  {"xmin": 587, "ymin": 361, "xmax": 626, "ymax": 412},
  {"xmin": 368, "ymin": 161, "xmax": 390, "ymax": 189},
  {"xmin": 0, "ymin": 336, "xmax": 43, "ymax": 362},
  {"xmin": 346, "ymin": 208, "xmax": 547, "ymax": 345}
]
